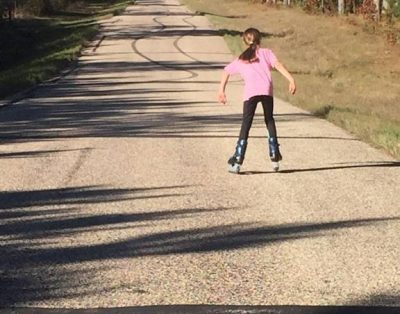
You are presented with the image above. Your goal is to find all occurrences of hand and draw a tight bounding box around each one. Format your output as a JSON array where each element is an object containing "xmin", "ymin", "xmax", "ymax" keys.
[
  {"xmin": 289, "ymin": 81, "xmax": 296, "ymax": 95},
  {"xmin": 218, "ymin": 91, "xmax": 227, "ymax": 104}
]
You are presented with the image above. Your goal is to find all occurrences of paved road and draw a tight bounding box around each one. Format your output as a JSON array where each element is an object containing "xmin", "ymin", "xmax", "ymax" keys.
[{"xmin": 0, "ymin": 0, "xmax": 399, "ymax": 309}]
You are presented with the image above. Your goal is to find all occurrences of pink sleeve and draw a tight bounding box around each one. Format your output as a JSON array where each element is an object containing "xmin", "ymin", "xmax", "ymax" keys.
[
  {"xmin": 224, "ymin": 59, "xmax": 240, "ymax": 74},
  {"xmin": 264, "ymin": 49, "xmax": 278, "ymax": 69}
]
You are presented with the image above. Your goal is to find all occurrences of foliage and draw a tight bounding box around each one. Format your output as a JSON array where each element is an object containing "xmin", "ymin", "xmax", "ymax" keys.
[
  {"xmin": 357, "ymin": 0, "xmax": 377, "ymax": 20},
  {"xmin": 0, "ymin": 0, "xmax": 133, "ymax": 98},
  {"xmin": 386, "ymin": 0, "xmax": 400, "ymax": 18},
  {"xmin": 1, "ymin": 0, "xmax": 16, "ymax": 20},
  {"xmin": 299, "ymin": 0, "xmax": 399, "ymax": 19},
  {"xmin": 0, "ymin": 0, "xmax": 115, "ymax": 16},
  {"xmin": 19, "ymin": 0, "xmax": 74, "ymax": 15},
  {"xmin": 0, "ymin": 2, "xmax": 4, "ymax": 19},
  {"xmin": 304, "ymin": 0, "xmax": 321, "ymax": 13}
]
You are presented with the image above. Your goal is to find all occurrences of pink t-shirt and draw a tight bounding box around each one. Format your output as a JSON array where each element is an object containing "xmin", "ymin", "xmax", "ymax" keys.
[{"xmin": 224, "ymin": 48, "xmax": 277, "ymax": 101}]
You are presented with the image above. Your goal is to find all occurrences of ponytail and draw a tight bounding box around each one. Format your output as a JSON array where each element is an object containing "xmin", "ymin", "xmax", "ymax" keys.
[
  {"xmin": 239, "ymin": 43, "xmax": 258, "ymax": 63},
  {"xmin": 239, "ymin": 28, "xmax": 261, "ymax": 63}
]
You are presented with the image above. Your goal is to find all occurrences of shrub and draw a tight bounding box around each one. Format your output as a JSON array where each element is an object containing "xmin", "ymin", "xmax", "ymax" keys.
[
  {"xmin": 20, "ymin": 0, "xmax": 70, "ymax": 15},
  {"xmin": 386, "ymin": 0, "xmax": 400, "ymax": 19}
]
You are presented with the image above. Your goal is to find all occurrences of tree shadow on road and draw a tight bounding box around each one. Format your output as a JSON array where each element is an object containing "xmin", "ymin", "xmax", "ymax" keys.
[
  {"xmin": 0, "ymin": 195, "xmax": 400, "ymax": 307},
  {"xmin": 0, "ymin": 75, "xmax": 353, "ymax": 144},
  {"xmin": 0, "ymin": 185, "xmax": 188, "ymax": 210},
  {"xmin": 0, "ymin": 183, "xmax": 223, "ymax": 306},
  {"xmin": 0, "ymin": 95, "xmax": 242, "ymax": 144},
  {"xmin": 17, "ymin": 216, "xmax": 398, "ymax": 265}
]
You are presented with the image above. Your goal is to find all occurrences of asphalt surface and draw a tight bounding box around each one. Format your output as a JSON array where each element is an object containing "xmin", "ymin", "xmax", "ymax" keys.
[
  {"xmin": 1, "ymin": 305, "xmax": 400, "ymax": 314},
  {"xmin": 0, "ymin": 0, "xmax": 399, "ymax": 311}
]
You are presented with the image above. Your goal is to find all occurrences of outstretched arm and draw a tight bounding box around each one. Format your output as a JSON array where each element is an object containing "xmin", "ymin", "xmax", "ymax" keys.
[
  {"xmin": 274, "ymin": 61, "xmax": 296, "ymax": 95},
  {"xmin": 218, "ymin": 71, "xmax": 230, "ymax": 104}
]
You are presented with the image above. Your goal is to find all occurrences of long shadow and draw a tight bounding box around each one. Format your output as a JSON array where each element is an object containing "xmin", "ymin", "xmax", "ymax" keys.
[
  {"xmin": 74, "ymin": 61, "xmax": 226, "ymax": 72},
  {"xmin": 2, "ymin": 211, "xmax": 397, "ymax": 264},
  {"xmin": 2, "ymin": 79, "xmax": 331, "ymax": 143},
  {"xmin": 355, "ymin": 293, "xmax": 400, "ymax": 306},
  {"xmin": 2, "ymin": 215, "xmax": 398, "ymax": 308},
  {"xmin": 0, "ymin": 148, "xmax": 93, "ymax": 159},
  {"xmin": 279, "ymin": 136, "xmax": 359, "ymax": 141},
  {"xmin": 0, "ymin": 95, "xmax": 243, "ymax": 144},
  {"xmin": 104, "ymin": 26, "xmax": 278, "ymax": 40},
  {"xmin": 0, "ymin": 207, "xmax": 230, "ymax": 240},
  {"xmin": 195, "ymin": 11, "xmax": 248, "ymax": 19},
  {"xmin": 3, "ymin": 216, "xmax": 398, "ymax": 267},
  {"xmin": 0, "ymin": 53, "xmax": 240, "ymax": 144},
  {"xmin": 1, "ymin": 187, "xmax": 398, "ymax": 307},
  {"xmin": 0, "ymin": 183, "xmax": 200, "ymax": 306},
  {"xmin": 0, "ymin": 185, "xmax": 187, "ymax": 210},
  {"xmin": 122, "ymin": 11, "xmax": 195, "ymax": 17},
  {"xmin": 0, "ymin": 98, "xmax": 370, "ymax": 142},
  {"xmin": 240, "ymin": 161, "xmax": 400, "ymax": 175},
  {"xmin": 130, "ymin": 2, "xmax": 183, "ymax": 7},
  {"xmin": 279, "ymin": 161, "xmax": 400, "ymax": 173}
]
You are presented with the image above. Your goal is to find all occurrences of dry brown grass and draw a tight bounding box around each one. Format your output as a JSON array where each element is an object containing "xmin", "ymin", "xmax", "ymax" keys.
[{"xmin": 182, "ymin": 0, "xmax": 400, "ymax": 158}]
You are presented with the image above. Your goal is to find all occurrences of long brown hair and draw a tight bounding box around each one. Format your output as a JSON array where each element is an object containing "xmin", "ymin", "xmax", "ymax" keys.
[{"xmin": 239, "ymin": 28, "xmax": 261, "ymax": 63}]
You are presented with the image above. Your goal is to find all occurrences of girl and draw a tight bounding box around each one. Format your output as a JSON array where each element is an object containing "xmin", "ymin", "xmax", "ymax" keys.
[{"xmin": 218, "ymin": 27, "xmax": 296, "ymax": 173}]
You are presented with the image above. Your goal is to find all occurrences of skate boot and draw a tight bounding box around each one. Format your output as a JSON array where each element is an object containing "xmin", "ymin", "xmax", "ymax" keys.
[
  {"xmin": 227, "ymin": 139, "xmax": 247, "ymax": 174},
  {"xmin": 268, "ymin": 137, "xmax": 282, "ymax": 172}
]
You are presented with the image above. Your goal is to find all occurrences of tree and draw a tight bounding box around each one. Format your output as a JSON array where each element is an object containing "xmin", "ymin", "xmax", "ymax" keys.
[
  {"xmin": 374, "ymin": 0, "xmax": 381, "ymax": 20},
  {"xmin": 0, "ymin": 0, "xmax": 17, "ymax": 21},
  {"xmin": 338, "ymin": 0, "xmax": 345, "ymax": 13}
]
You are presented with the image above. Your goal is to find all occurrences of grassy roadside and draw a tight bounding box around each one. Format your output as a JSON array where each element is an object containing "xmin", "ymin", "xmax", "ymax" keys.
[
  {"xmin": 181, "ymin": 0, "xmax": 400, "ymax": 159},
  {"xmin": 0, "ymin": 0, "xmax": 134, "ymax": 99}
]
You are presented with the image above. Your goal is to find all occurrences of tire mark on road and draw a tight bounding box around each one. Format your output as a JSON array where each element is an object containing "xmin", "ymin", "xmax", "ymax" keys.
[
  {"xmin": 173, "ymin": 15, "xmax": 241, "ymax": 82},
  {"xmin": 173, "ymin": 16, "xmax": 215, "ymax": 66},
  {"xmin": 63, "ymin": 148, "xmax": 93, "ymax": 186},
  {"xmin": 131, "ymin": 16, "xmax": 198, "ymax": 80}
]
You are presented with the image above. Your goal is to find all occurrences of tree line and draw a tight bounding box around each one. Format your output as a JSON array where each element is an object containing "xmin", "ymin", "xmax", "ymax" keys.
[
  {"xmin": 0, "ymin": 0, "xmax": 89, "ymax": 19},
  {"xmin": 262, "ymin": 0, "xmax": 399, "ymax": 21},
  {"xmin": 1, "ymin": 0, "xmax": 399, "ymax": 23}
]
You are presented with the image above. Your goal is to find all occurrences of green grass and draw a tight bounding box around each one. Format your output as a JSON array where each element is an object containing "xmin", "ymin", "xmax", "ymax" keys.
[
  {"xmin": 328, "ymin": 108, "xmax": 400, "ymax": 158},
  {"xmin": 0, "ymin": 0, "xmax": 134, "ymax": 98},
  {"xmin": 222, "ymin": 33, "xmax": 243, "ymax": 56}
]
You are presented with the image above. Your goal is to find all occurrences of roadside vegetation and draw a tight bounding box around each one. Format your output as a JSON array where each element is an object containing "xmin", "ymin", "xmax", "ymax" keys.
[
  {"xmin": 0, "ymin": 0, "xmax": 133, "ymax": 98},
  {"xmin": 182, "ymin": 0, "xmax": 400, "ymax": 159}
]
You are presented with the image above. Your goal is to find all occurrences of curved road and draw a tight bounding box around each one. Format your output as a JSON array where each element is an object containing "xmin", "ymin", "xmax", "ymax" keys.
[{"xmin": 0, "ymin": 0, "xmax": 399, "ymax": 309}]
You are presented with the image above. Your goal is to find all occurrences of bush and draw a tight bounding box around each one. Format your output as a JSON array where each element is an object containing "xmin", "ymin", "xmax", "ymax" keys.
[
  {"xmin": 386, "ymin": 0, "xmax": 400, "ymax": 18},
  {"xmin": 20, "ymin": 0, "xmax": 70, "ymax": 15},
  {"xmin": 357, "ymin": 0, "xmax": 377, "ymax": 20},
  {"xmin": 304, "ymin": 0, "xmax": 321, "ymax": 13}
]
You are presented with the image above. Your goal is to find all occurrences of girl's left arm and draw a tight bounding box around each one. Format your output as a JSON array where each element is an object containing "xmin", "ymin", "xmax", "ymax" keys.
[{"xmin": 274, "ymin": 61, "xmax": 296, "ymax": 95}]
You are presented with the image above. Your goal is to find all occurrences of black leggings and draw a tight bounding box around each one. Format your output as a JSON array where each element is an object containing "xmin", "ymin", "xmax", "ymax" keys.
[{"xmin": 239, "ymin": 95, "xmax": 277, "ymax": 140}]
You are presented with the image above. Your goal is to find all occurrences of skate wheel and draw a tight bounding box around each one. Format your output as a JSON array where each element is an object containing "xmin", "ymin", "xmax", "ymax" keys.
[
  {"xmin": 228, "ymin": 163, "xmax": 241, "ymax": 174},
  {"xmin": 272, "ymin": 161, "xmax": 279, "ymax": 172}
]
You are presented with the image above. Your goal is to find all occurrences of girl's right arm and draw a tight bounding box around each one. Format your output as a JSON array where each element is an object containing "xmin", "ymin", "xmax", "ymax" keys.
[{"xmin": 218, "ymin": 71, "xmax": 230, "ymax": 104}]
